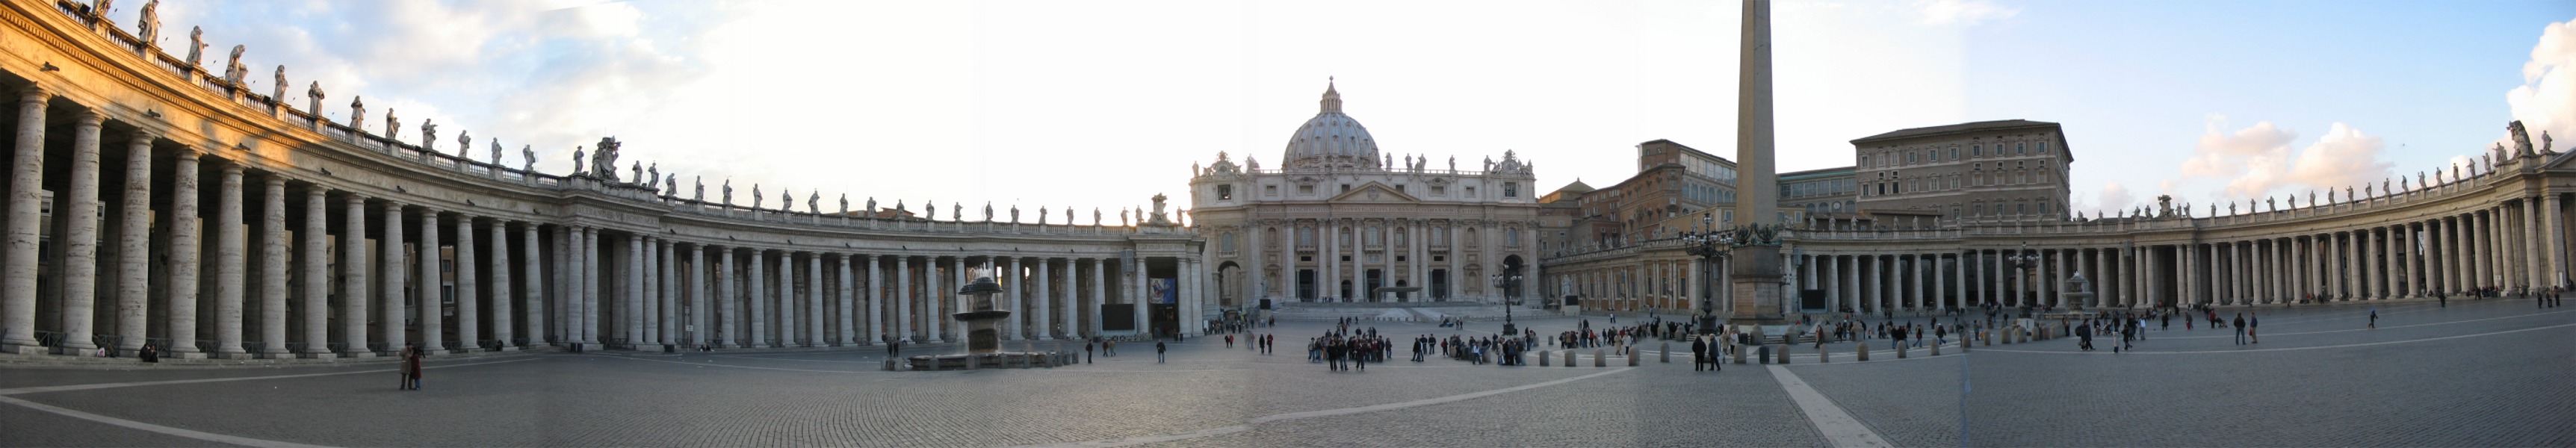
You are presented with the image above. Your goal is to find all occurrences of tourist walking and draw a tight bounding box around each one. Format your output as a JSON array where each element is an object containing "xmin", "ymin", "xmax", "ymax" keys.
[
  {"xmin": 1155, "ymin": 341, "xmax": 1167, "ymax": 363},
  {"xmin": 2232, "ymin": 314, "xmax": 2247, "ymax": 345},
  {"xmin": 400, "ymin": 343, "xmax": 422, "ymax": 391},
  {"xmin": 2249, "ymin": 313, "xmax": 2259, "ymax": 344},
  {"xmin": 1085, "ymin": 340, "xmax": 1095, "ymax": 363},
  {"xmin": 2368, "ymin": 308, "xmax": 2377, "ymax": 329}
]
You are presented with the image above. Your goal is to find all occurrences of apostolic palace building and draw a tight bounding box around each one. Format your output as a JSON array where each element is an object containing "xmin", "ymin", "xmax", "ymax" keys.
[{"xmin": 3, "ymin": 0, "xmax": 2574, "ymax": 361}]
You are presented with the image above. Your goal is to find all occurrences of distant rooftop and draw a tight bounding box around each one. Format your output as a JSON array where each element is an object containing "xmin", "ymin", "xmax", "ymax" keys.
[{"xmin": 1850, "ymin": 119, "xmax": 2061, "ymax": 143}]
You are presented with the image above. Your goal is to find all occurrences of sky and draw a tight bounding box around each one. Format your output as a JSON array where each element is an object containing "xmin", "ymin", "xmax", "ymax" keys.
[{"xmin": 129, "ymin": 0, "xmax": 2576, "ymax": 220}]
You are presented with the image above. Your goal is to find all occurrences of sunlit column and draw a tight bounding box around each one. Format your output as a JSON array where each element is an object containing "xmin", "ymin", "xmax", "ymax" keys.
[
  {"xmin": 258, "ymin": 175, "xmax": 289, "ymax": 355},
  {"xmin": 0, "ymin": 86, "xmax": 50, "ymax": 352},
  {"xmin": 300, "ymin": 187, "xmax": 330, "ymax": 356},
  {"xmin": 114, "ymin": 131, "xmax": 155, "ymax": 352},
  {"xmin": 453, "ymin": 214, "xmax": 479, "ymax": 352}
]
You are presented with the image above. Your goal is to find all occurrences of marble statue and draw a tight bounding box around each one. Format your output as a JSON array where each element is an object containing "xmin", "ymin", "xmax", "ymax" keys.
[
  {"xmin": 839, "ymin": 195, "xmax": 849, "ymax": 214},
  {"xmin": 646, "ymin": 163, "xmax": 658, "ymax": 186},
  {"xmin": 1066, "ymin": 207, "xmax": 1076, "ymax": 225},
  {"xmin": 1150, "ymin": 193, "xmax": 1169, "ymax": 223},
  {"xmin": 421, "ymin": 119, "xmax": 438, "ymax": 151},
  {"xmin": 2416, "ymin": 172, "xmax": 2425, "ymax": 187},
  {"xmin": 1192, "ymin": 162, "xmax": 1201, "ymax": 176},
  {"xmin": 1093, "ymin": 208, "xmax": 1101, "ymax": 225},
  {"xmin": 951, "ymin": 203, "xmax": 961, "ymax": 221},
  {"xmin": 521, "ymin": 145, "xmax": 535, "ymax": 172},
  {"xmin": 666, "ymin": 174, "xmax": 678, "ymax": 196},
  {"xmin": 488, "ymin": 138, "xmax": 502, "ymax": 166},
  {"xmin": 136, "ymin": 0, "xmax": 158, "ymax": 44},
  {"xmin": 1120, "ymin": 208, "xmax": 1130, "ymax": 226},
  {"xmin": 2229, "ymin": 202, "xmax": 2237, "ymax": 214},
  {"xmin": 782, "ymin": 189, "xmax": 795, "ymax": 211},
  {"xmin": 222, "ymin": 45, "xmax": 245, "ymax": 85},
  {"xmin": 926, "ymin": 201, "xmax": 937, "ymax": 220},
  {"xmin": 2509, "ymin": 120, "xmax": 2538, "ymax": 157},
  {"xmin": 1449, "ymin": 155, "xmax": 1455, "ymax": 172},
  {"xmin": 982, "ymin": 202, "xmax": 992, "ymax": 221},
  {"xmin": 1382, "ymin": 154, "xmax": 1392, "ymax": 169},
  {"xmin": 184, "ymin": 26, "xmax": 204, "ymax": 66},
  {"xmin": 810, "ymin": 193, "xmax": 820, "ymax": 214},
  {"xmin": 1247, "ymin": 157, "xmax": 1259, "ymax": 170},
  {"xmin": 305, "ymin": 81, "xmax": 322, "ymax": 116},
  {"xmin": 629, "ymin": 161, "xmax": 640, "ymax": 184},
  {"xmin": 571, "ymin": 146, "xmax": 583, "ymax": 174},
  {"xmin": 722, "ymin": 179, "xmax": 733, "ymax": 205},
  {"xmin": 271, "ymin": 65, "xmax": 286, "ymax": 102},
  {"xmin": 752, "ymin": 184, "xmax": 763, "ymax": 209},
  {"xmin": 1038, "ymin": 207, "xmax": 1048, "ymax": 225},
  {"xmin": 2365, "ymin": 184, "xmax": 2374, "ymax": 198},
  {"xmin": 456, "ymin": 130, "xmax": 470, "ymax": 157},
  {"xmin": 2545, "ymin": 131, "xmax": 2556, "ymax": 155},
  {"xmin": 384, "ymin": 109, "xmax": 399, "ymax": 140},
  {"xmin": 592, "ymin": 137, "xmax": 622, "ymax": 181},
  {"xmin": 347, "ymin": 96, "xmax": 364, "ymax": 128},
  {"xmin": 2266, "ymin": 197, "xmax": 2276, "ymax": 211},
  {"xmin": 91, "ymin": 0, "xmax": 110, "ymax": 22},
  {"xmin": 695, "ymin": 177, "xmax": 705, "ymax": 202},
  {"xmin": 1482, "ymin": 155, "xmax": 1493, "ymax": 171},
  {"xmin": 894, "ymin": 200, "xmax": 905, "ymax": 217},
  {"xmin": 2341, "ymin": 187, "xmax": 2351, "ymax": 202},
  {"xmin": 865, "ymin": 197, "xmax": 876, "ymax": 214},
  {"xmin": 2155, "ymin": 194, "xmax": 2173, "ymax": 217},
  {"xmin": 1010, "ymin": 205, "xmax": 1020, "ymax": 223}
]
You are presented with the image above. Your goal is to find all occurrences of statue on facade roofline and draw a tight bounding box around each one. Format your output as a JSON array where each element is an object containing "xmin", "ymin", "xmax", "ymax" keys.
[
  {"xmin": 629, "ymin": 161, "xmax": 642, "ymax": 185},
  {"xmin": 811, "ymin": 193, "xmax": 821, "ymax": 214},
  {"xmin": 864, "ymin": 196, "xmax": 875, "ymax": 214},
  {"xmin": 786, "ymin": 189, "xmax": 798, "ymax": 212},
  {"xmin": 348, "ymin": 96, "xmax": 365, "ymax": 128},
  {"xmin": 838, "ymin": 194, "xmax": 848, "ymax": 214},
  {"xmin": 952, "ymin": 203, "xmax": 962, "ymax": 221},
  {"xmin": 1448, "ymin": 155, "xmax": 1455, "ymax": 172},
  {"xmin": 570, "ymin": 146, "xmax": 583, "ymax": 174},
  {"xmin": 720, "ymin": 179, "xmax": 732, "ymax": 205},
  {"xmin": 1119, "ymin": 208, "xmax": 1129, "ymax": 226},
  {"xmin": 1038, "ymin": 207, "xmax": 1049, "ymax": 225},
  {"xmin": 926, "ymin": 200, "xmax": 937, "ymax": 220},
  {"xmin": 666, "ymin": 174, "xmax": 678, "ymax": 196},
  {"xmin": 893, "ymin": 199, "xmax": 905, "ymax": 217},
  {"xmin": 751, "ymin": 184, "xmax": 762, "ymax": 209},
  {"xmin": 457, "ymin": 130, "xmax": 471, "ymax": 158},
  {"xmin": 982, "ymin": 202, "xmax": 992, "ymax": 221},
  {"xmin": 489, "ymin": 138, "xmax": 501, "ymax": 166},
  {"xmin": 592, "ymin": 137, "xmax": 624, "ymax": 181},
  {"xmin": 306, "ymin": 81, "xmax": 324, "ymax": 121},
  {"xmin": 421, "ymin": 119, "xmax": 439, "ymax": 152},
  {"xmin": 1094, "ymin": 208, "xmax": 1102, "ymax": 225},
  {"xmin": 1009, "ymin": 205, "xmax": 1020, "ymax": 223},
  {"xmin": 646, "ymin": 163, "xmax": 658, "ymax": 186},
  {"xmin": 185, "ymin": 25, "xmax": 205, "ymax": 66},
  {"xmin": 137, "ymin": 0, "xmax": 161, "ymax": 43},
  {"xmin": 272, "ymin": 65, "xmax": 287, "ymax": 102},
  {"xmin": 385, "ymin": 109, "xmax": 400, "ymax": 140},
  {"xmin": 1066, "ymin": 207, "xmax": 1076, "ymax": 225},
  {"xmin": 521, "ymin": 145, "xmax": 534, "ymax": 172},
  {"xmin": 222, "ymin": 45, "xmax": 246, "ymax": 84},
  {"xmin": 695, "ymin": 176, "xmax": 705, "ymax": 201}
]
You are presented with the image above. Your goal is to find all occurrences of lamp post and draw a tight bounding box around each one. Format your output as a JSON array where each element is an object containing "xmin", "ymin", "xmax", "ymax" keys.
[
  {"xmin": 1682, "ymin": 215, "xmax": 1733, "ymax": 335},
  {"xmin": 1490, "ymin": 273, "xmax": 1523, "ymax": 335},
  {"xmin": 2005, "ymin": 242, "xmax": 2039, "ymax": 311}
]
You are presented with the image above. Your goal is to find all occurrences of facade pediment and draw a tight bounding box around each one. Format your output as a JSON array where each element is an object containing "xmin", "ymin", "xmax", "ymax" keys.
[{"xmin": 1324, "ymin": 182, "xmax": 1422, "ymax": 204}]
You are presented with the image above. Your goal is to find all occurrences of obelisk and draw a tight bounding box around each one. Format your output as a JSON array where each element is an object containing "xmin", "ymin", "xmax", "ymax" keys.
[{"xmin": 1729, "ymin": 0, "xmax": 1787, "ymax": 330}]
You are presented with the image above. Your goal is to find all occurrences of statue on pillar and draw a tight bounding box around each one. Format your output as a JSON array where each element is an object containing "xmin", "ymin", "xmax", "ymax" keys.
[
  {"xmin": 751, "ymin": 184, "xmax": 763, "ymax": 209},
  {"xmin": 456, "ymin": 130, "xmax": 471, "ymax": 158},
  {"xmin": 521, "ymin": 145, "xmax": 535, "ymax": 172},
  {"xmin": 1094, "ymin": 208, "xmax": 1101, "ymax": 225},
  {"xmin": 810, "ymin": 193, "xmax": 821, "ymax": 214},
  {"xmin": 982, "ymin": 202, "xmax": 993, "ymax": 221},
  {"xmin": 421, "ymin": 119, "xmax": 439, "ymax": 152},
  {"xmin": 1120, "ymin": 208, "xmax": 1130, "ymax": 226},
  {"xmin": 489, "ymin": 138, "xmax": 502, "ymax": 166},
  {"xmin": 2229, "ymin": 202, "xmax": 2237, "ymax": 215},
  {"xmin": 348, "ymin": 96, "xmax": 365, "ymax": 128},
  {"xmin": 2508, "ymin": 120, "xmax": 2538, "ymax": 158},
  {"xmin": 385, "ymin": 109, "xmax": 401, "ymax": 140},
  {"xmin": 666, "ymin": 174, "xmax": 678, "ymax": 196},
  {"xmin": 185, "ymin": 26, "xmax": 206, "ymax": 67},
  {"xmin": 839, "ymin": 194, "xmax": 849, "ymax": 214},
  {"xmin": 222, "ymin": 45, "xmax": 246, "ymax": 85},
  {"xmin": 570, "ymin": 146, "xmax": 583, "ymax": 175},
  {"xmin": 136, "ymin": 0, "xmax": 158, "ymax": 45},
  {"xmin": 629, "ymin": 161, "xmax": 641, "ymax": 184},
  {"xmin": 952, "ymin": 202, "xmax": 962, "ymax": 221},
  {"xmin": 2542, "ymin": 131, "xmax": 2554, "ymax": 155},
  {"xmin": 865, "ymin": 197, "xmax": 876, "ymax": 214},
  {"xmin": 271, "ymin": 65, "xmax": 287, "ymax": 102},
  {"xmin": 926, "ymin": 200, "xmax": 937, "ymax": 220},
  {"xmin": 722, "ymin": 179, "xmax": 733, "ymax": 205},
  {"xmin": 305, "ymin": 81, "xmax": 323, "ymax": 118},
  {"xmin": 893, "ymin": 200, "xmax": 905, "ymax": 217},
  {"xmin": 784, "ymin": 189, "xmax": 796, "ymax": 212},
  {"xmin": 646, "ymin": 163, "xmax": 658, "ymax": 186},
  {"xmin": 1009, "ymin": 205, "xmax": 1020, "ymax": 223},
  {"xmin": 2155, "ymin": 194, "xmax": 2173, "ymax": 217},
  {"xmin": 592, "ymin": 137, "xmax": 622, "ymax": 181},
  {"xmin": 1038, "ymin": 207, "xmax": 1049, "ymax": 225},
  {"xmin": 1448, "ymin": 155, "xmax": 1455, "ymax": 172},
  {"xmin": 695, "ymin": 177, "xmax": 705, "ymax": 202}
]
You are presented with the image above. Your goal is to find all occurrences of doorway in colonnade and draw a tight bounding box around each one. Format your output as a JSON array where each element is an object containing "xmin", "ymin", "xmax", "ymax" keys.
[
  {"xmin": 1217, "ymin": 261, "xmax": 1241, "ymax": 308},
  {"xmin": 1430, "ymin": 269, "xmax": 1449, "ymax": 302},
  {"xmin": 1298, "ymin": 269, "xmax": 1316, "ymax": 302}
]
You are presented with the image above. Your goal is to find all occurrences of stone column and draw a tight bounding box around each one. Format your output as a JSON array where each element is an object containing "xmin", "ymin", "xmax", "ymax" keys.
[
  {"xmin": 807, "ymin": 252, "xmax": 823, "ymax": 346},
  {"xmin": 488, "ymin": 219, "xmax": 513, "ymax": 350},
  {"xmin": 718, "ymin": 246, "xmax": 740, "ymax": 347},
  {"xmin": 836, "ymin": 253, "xmax": 855, "ymax": 345},
  {"xmin": 1037, "ymin": 258, "xmax": 1056, "ymax": 339},
  {"xmin": 893, "ymin": 255, "xmax": 912, "ymax": 343},
  {"xmin": 114, "ymin": 131, "xmax": 154, "ymax": 352},
  {"xmin": 580, "ymin": 226, "xmax": 599, "ymax": 346},
  {"xmin": 209, "ymin": 162, "xmax": 247, "ymax": 357},
  {"xmin": 1003, "ymin": 256, "xmax": 1023, "ymax": 340},
  {"xmin": 258, "ymin": 175, "xmax": 288, "ymax": 355},
  {"xmin": 379, "ymin": 202, "xmax": 406, "ymax": 352},
  {"xmin": 866, "ymin": 255, "xmax": 882, "ymax": 343},
  {"xmin": 521, "ymin": 223, "xmax": 543, "ymax": 346},
  {"xmin": 2547, "ymin": 195, "xmax": 2566, "ymax": 290},
  {"xmin": 623, "ymin": 235, "xmax": 642, "ymax": 346},
  {"xmin": 49, "ymin": 110, "xmax": 106, "ymax": 353},
  {"xmin": 1133, "ymin": 258, "xmax": 1149, "ymax": 334},
  {"xmin": 1, "ymin": 86, "xmax": 50, "ymax": 353},
  {"xmin": 1866, "ymin": 255, "xmax": 1882, "ymax": 312},
  {"xmin": 779, "ymin": 252, "xmax": 799, "ymax": 346},
  {"xmin": 417, "ymin": 210, "xmax": 444, "ymax": 355},
  {"xmin": 687, "ymin": 244, "xmax": 706, "ymax": 346},
  {"xmin": 953, "ymin": 257, "xmax": 970, "ymax": 341},
  {"xmin": 748, "ymin": 249, "xmax": 768, "ymax": 346},
  {"xmin": 637, "ymin": 237, "xmax": 655, "ymax": 345},
  {"xmin": 554, "ymin": 226, "xmax": 572, "ymax": 344},
  {"xmin": 1089, "ymin": 258, "xmax": 1106, "ymax": 336},
  {"xmin": 300, "ymin": 187, "xmax": 329, "ymax": 357},
  {"xmin": 453, "ymin": 215, "xmax": 479, "ymax": 352},
  {"xmin": 336, "ymin": 195, "xmax": 365, "ymax": 357}
]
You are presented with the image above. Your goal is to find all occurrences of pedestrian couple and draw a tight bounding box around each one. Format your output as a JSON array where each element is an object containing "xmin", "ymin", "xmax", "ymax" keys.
[{"xmin": 397, "ymin": 343, "xmax": 424, "ymax": 391}]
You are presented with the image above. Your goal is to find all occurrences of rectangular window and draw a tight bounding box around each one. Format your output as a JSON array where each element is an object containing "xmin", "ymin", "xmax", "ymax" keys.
[
  {"xmin": 1218, "ymin": 184, "xmax": 1234, "ymax": 200},
  {"xmin": 2017, "ymin": 143, "xmax": 2027, "ymax": 155},
  {"xmin": 1265, "ymin": 184, "xmax": 1278, "ymax": 196},
  {"xmin": 1431, "ymin": 185, "xmax": 1446, "ymax": 196},
  {"xmin": 1298, "ymin": 185, "xmax": 1315, "ymax": 195},
  {"xmin": 2038, "ymin": 142, "xmax": 2049, "ymax": 153},
  {"xmin": 1503, "ymin": 182, "xmax": 1519, "ymax": 197}
]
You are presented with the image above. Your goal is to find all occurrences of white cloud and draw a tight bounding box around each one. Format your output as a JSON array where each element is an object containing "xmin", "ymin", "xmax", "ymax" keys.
[
  {"xmin": 1912, "ymin": 0, "xmax": 2018, "ymax": 26},
  {"xmin": 2505, "ymin": 17, "xmax": 2576, "ymax": 156},
  {"xmin": 2179, "ymin": 116, "xmax": 2394, "ymax": 200},
  {"xmin": 2096, "ymin": 181, "xmax": 2134, "ymax": 217}
]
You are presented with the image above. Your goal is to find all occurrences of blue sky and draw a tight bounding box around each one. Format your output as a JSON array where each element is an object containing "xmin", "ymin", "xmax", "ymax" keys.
[{"xmin": 131, "ymin": 0, "xmax": 2576, "ymax": 220}]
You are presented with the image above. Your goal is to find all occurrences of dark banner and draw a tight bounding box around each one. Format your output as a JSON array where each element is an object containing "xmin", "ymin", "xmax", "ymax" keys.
[{"xmin": 1103, "ymin": 303, "xmax": 1136, "ymax": 332}]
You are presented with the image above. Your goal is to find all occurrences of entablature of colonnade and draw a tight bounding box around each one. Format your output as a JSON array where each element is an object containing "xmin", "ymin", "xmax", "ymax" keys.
[{"xmin": 5, "ymin": 0, "xmax": 1201, "ymax": 250}]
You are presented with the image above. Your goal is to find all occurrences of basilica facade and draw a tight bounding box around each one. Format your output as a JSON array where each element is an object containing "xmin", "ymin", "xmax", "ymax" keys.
[{"xmin": 1186, "ymin": 83, "xmax": 1543, "ymax": 308}]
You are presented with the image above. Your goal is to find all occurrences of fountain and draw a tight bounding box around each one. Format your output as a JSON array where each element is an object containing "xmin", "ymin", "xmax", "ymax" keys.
[{"xmin": 899, "ymin": 274, "xmax": 1071, "ymax": 370}]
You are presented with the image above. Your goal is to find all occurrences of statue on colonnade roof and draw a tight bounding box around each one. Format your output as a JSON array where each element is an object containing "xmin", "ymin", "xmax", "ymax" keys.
[{"xmin": 592, "ymin": 137, "xmax": 623, "ymax": 181}]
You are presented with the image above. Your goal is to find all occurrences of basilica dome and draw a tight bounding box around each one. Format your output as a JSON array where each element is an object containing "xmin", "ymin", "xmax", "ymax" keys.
[{"xmin": 1282, "ymin": 80, "xmax": 1381, "ymax": 169}]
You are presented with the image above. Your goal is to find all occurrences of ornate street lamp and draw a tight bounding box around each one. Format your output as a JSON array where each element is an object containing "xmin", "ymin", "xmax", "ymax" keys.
[
  {"xmin": 2005, "ymin": 242, "xmax": 2040, "ymax": 311},
  {"xmin": 1490, "ymin": 273, "xmax": 1524, "ymax": 335},
  {"xmin": 1682, "ymin": 215, "xmax": 1733, "ymax": 335}
]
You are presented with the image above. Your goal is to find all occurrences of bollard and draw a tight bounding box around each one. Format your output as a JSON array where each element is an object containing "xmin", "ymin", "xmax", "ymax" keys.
[
  {"xmin": 1564, "ymin": 349, "xmax": 1576, "ymax": 367},
  {"xmin": 1858, "ymin": 342, "xmax": 1870, "ymax": 361},
  {"xmin": 1628, "ymin": 347, "xmax": 1640, "ymax": 367},
  {"xmin": 1818, "ymin": 344, "xmax": 1829, "ymax": 363},
  {"xmin": 1898, "ymin": 343, "xmax": 1908, "ymax": 358},
  {"xmin": 1541, "ymin": 350, "xmax": 1552, "ymax": 366},
  {"xmin": 884, "ymin": 358, "xmax": 897, "ymax": 371},
  {"xmin": 1756, "ymin": 345, "xmax": 1771, "ymax": 364},
  {"xmin": 1981, "ymin": 331, "xmax": 1991, "ymax": 346},
  {"xmin": 1931, "ymin": 342, "xmax": 1941, "ymax": 356},
  {"xmin": 1777, "ymin": 343, "xmax": 1790, "ymax": 364},
  {"xmin": 1734, "ymin": 345, "xmax": 1748, "ymax": 364},
  {"xmin": 1959, "ymin": 337, "xmax": 1969, "ymax": 352},
  {"xmin": 1661, "ymin": 343, "xmax": 1671, "ymax": 363},
  {"xmin": 966, "ymin": 355, "xmax": 979, "ymax": 370},
  {"xmin": 1594, "ymin": 349, "xmax": 1606, "ymax": 367}
]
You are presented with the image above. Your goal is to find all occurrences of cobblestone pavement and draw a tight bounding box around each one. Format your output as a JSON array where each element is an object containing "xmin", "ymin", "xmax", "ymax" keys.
[{"xmin": 1, "ymin": 295, "xmax": 2569, "ymax": 447}]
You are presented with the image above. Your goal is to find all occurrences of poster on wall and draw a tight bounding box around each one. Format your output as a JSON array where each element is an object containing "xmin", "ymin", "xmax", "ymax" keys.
[{"xmin": 1152, "ymin": 279, "xmax": 1177, "ymax": 304}]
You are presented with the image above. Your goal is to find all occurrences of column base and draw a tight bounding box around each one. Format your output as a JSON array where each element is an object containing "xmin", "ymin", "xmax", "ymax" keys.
[
  {"xmin": 261, "ymin": 348, "xmax": 290, "ymax": 355},
  {"xmin": 498, "ymin": 346, "xmax": 518, "ymax": 352},
  {"xmin": 0, "ymin": 343, "xmax": 43, "ymax": 355},
  {"xmin": 303, "ymin": 352, "xmax": 337, "ymax": 360},
  {"xmin": 453, "ymin": 347, "xmax": 482, "ymax": 354},
  {"xmin": 214, "ymin": 352, "xmax": 255, "ymax": 360},
  {"xmin": 171, "ymin": 351, "xmax": 209, "ymax": 359}
]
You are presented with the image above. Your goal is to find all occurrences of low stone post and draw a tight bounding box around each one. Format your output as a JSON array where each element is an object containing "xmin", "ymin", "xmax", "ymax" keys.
[
  {"xmin": 1734, "ymin": 345, "xmax": 1747, "ymax": 364},
  {"xmin": 1857, "ymin": 342, "xmax": 1870, "ymax": 361},
  {"xmin": 1661, "ymin": 342, "xmax": 1671, "ymax": 363},
  {"xmin": 1931, "ymin": 341, "xmax": 1940, "ymax": 356},
  {"xmin": 1563, "ymin": 349, "xmax": 1575, "ymax": 367},
  {"xmin": 1777, "ymin": 343, "xmax": 1790, "ymax": 364},
  {"xmin": 1818, "ymin": 344, "xmax": 1829, "ymax": 363},
  {"xmin": 1898, "ymin": 343, "xmax": 1908, "ymax": 358},
  {"xmin": 1541, "ymin": 350, "xmax": 1551, "ymax": 366},
  {"xmin": 1594, "ymin": 349, "xmax": 1606, "ymax": 367}
]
